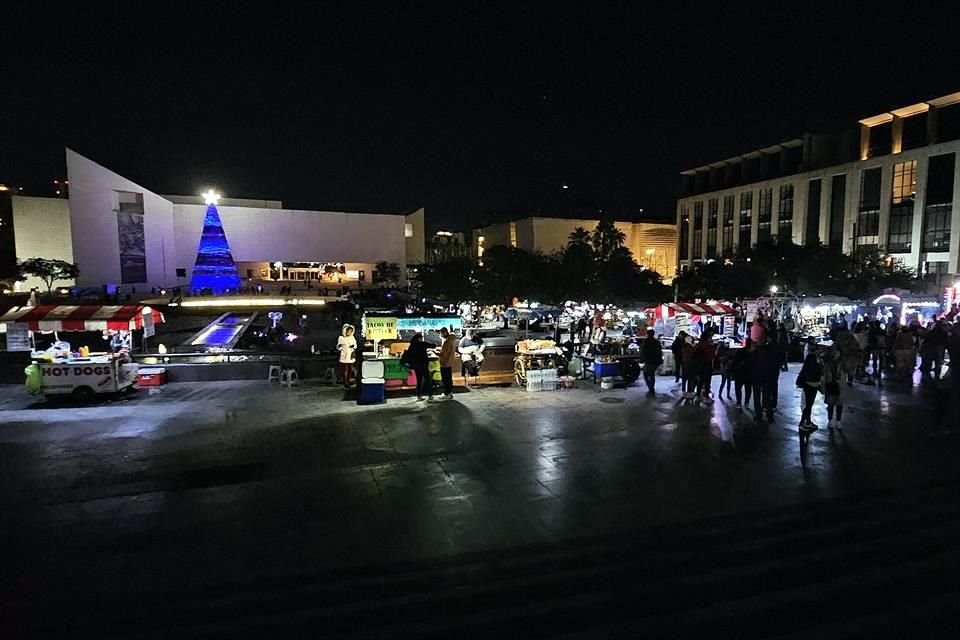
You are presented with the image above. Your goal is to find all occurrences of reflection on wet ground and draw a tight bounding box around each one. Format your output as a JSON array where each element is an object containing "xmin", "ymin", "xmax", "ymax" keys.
[{"xmin": 0, "ymin": 369, "xmax": 956, "ymax": 603}]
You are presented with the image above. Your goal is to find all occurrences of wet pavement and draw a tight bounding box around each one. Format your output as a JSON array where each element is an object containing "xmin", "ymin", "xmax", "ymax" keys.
[{"xmin": 1, "ymin": 367, "xmax": 958, "ymax": 609}]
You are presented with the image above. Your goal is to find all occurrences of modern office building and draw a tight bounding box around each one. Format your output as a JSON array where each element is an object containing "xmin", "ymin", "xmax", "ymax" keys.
[
  {"xmin": 473, "ymin": 215, "xmax": 677, "ymax": 280},
  {"xmin": 2, "ymin": 149, "xmax": 426, "ymax": 292},
  {"xmin": 676, "ymin": 91, "xmax": 960, "ymax": 283}
]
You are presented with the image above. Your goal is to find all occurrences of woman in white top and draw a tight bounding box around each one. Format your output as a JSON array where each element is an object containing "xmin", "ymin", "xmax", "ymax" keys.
[{"xmin": 337, "ymin": 324, "xmax": 357, "ymax": 388}]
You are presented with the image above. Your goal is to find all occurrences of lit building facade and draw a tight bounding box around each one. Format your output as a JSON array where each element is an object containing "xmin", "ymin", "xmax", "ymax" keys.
[
  {"xmin": 473, "ymin": 216, "xmax": 677, "ymax": 281},
  {"xmin": 4, "ymin": 149, "xmax": 425, "ymax": 291},
  {"xmin": 676, "ymin": 92, "xmax": 960, "ymax": 285}
]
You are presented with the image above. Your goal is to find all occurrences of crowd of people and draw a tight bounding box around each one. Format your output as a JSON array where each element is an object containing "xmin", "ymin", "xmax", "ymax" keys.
[{"xmin": 656, "ymin": 308, "xmax": 960, "ymax": 435}]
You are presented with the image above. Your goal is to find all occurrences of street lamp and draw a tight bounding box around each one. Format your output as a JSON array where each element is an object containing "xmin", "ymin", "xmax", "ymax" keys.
[{"xmin": 770, "ymin": 285, "xmax": 778, "ymax": 294}]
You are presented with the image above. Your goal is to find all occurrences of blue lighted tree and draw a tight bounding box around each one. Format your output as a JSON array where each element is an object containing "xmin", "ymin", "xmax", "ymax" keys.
[{"xmin": 190, "ymin": 191, "xmax": 241, "ymax": 294}]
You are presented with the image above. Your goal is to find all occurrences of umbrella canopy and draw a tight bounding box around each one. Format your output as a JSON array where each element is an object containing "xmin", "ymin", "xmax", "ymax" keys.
[{"xmin": 0, "ymin": 305, "xmax": 165, "ymax": 332}]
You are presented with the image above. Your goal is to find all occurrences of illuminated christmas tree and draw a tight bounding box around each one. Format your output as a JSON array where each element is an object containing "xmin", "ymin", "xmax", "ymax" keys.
[{"xmin": 189, "ymin": 190, "xmax": 241, "ymax": 294}]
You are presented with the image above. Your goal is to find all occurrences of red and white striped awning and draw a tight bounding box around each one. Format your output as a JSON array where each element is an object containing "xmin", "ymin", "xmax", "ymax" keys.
[
  {"xmin": 652, "ymin": 302, "xmax": 735, "ymax": 319},
  {"xmin": 0, "ymin": 305, "xmax": 165, "ymax": 332}
]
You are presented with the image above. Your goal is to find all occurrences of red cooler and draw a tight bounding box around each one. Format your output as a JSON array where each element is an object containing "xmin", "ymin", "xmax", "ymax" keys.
[{"xmin": 138, "ymin": 367, "xmax": 167, "ymax": 386}]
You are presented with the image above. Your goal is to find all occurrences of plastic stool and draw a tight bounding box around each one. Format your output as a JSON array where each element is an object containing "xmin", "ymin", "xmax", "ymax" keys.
[
  {"xmin": 267, "ymin": 365, "xmax": 282, "ymax": 383},
  {"xmin": 324, "ymin": 367, "xmax": 337, "ymax": 385},
  {"xmin": 280, "ymin": 369, "xmax": 299, "ymax": 387}
]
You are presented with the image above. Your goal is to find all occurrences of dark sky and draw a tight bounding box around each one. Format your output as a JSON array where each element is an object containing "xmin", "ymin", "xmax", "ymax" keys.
[{"xmin": 3, "ymin": 2, "xmax": 959, "ymax": 231}]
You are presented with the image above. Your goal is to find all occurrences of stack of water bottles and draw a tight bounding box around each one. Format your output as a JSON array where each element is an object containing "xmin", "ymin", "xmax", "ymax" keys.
[{"xmin": 526, "ymin": 367, "xmax": 559, "ymax": 392}]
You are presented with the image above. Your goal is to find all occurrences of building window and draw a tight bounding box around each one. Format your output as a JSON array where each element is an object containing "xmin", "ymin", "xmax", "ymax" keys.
[
  {"xmin": 806, "ymin": 179, "xmax": 822, "ymax": 246},
  {"xmin": 923, "ymin": 153, "xmax": 955, "ymax": 252},
  {"xmin": 721, "ymin": 195, "xmax": 734, "ymax": 254},
  {"xmin": 757, "ymin": 188, "xmax": 772, "ymax": 242},
  {"xmin": 679, "ymin": 205, "xmax": 690, "ymax": 261},
  {"xmin": 404, "ymin": 223, "xmax": 414, "ymax": 238},
  {"xmin": 693, "ymin": 201, "xmax": 703, "ymax": 259},
  {"xmin": 777, "ymin": 184, "xmax": 794, "ymax": 242},
  {"xmin": 176, "ymin": 268, "xmax": 187, "ymax": 278},
  {"xmin": 509, "ymin": 222, "xmax": 517, "ymax": 247},
  {"xmin": 738, "ymin": 192, "xmax": 753, "ymax": 248},
  {"xmin": 887, "ymin": 160, "xmax": 917, "ymax": 253},
  {"xmin": 925, "ymin": 261, "xmax": 949, "ymax": 288},
  {"xmin": 887, "ymin": 205, "xmax": 914, "ymax": 253},
  {"xmin": 829, "ymin": 174, "xmax": 846, "ymax": 247},
  {"xmin": 892, "ymin": 160, "xmax": 917, "ymax": 203},
  {"xmin": 856, "ymin": 167, "xmax": 881, "ymax": 245},
  {"xmin": 706, "ymin": 198, "xmax": 718, "ymax": 257}
]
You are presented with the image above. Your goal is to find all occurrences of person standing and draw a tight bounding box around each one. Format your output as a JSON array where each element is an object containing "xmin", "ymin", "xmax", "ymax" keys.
[
  {"xmin": 777, "ymin": 323, "xmax": 789, "ymax": 372},
  {"xmin": 923, "ymin": 321, "xmax": 949, "ymax": 380},
  {"xmin": 766, "ymin": 332, "xmax": 785, "ymax": 412},
  {"xmin": 438, "ymin": 328, "xmax": 457, "ymax": 399},
  {"xmin": 680, "ymin": 335, "xmax": 696, "ymax": 399},
  {"xmin": 797, "ymin": 352, "xmax": 823, "ymax": 432},
  {"xmin": 336, "ymin": 324, "xmax": 357, "ymax": 388},
  {"xmin": 717, "ymin": 343, "xmax": 734, "ymax": 400},
  {"xmin": 821, "ymin": 347, "xmax": 845, "ymax": 430},
  {"xmin": 866, "ymin": 320, "xmax": 885, "ymax": 384},
  {"xmin": 641, "ymin": 329, "xmax": 663, "ymax": 397},
  {"xmin": 693, "ymin": 332, "xmax": 717, "ymax": 403},
  {"xmin": 671, "ymin": 331, "xmax": 687, "ymax": 384},
  {"xmin": 401, "ymin": 333, "xmax": 433, "ymax": 401},
  {"xmin": 754, "ymin": 338, "xmax": 778, "ymax": 424},
  {"xmin": 731, "ymin": 339, "xmax": 755, "ymax": 412}
]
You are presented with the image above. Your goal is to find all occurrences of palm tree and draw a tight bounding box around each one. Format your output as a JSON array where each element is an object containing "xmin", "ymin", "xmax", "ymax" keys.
[
  {"xmin": 590, "ymin": 220, "xmax": 626, "ymax": 260},
  {"xmin": 567, "ymin": 226, "xmax": 591, "ymax": 247}
]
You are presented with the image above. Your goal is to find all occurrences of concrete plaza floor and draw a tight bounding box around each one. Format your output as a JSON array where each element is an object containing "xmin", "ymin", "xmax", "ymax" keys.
[{"xmin": 1, "ymin": 368, "xmax": 957, "ymax": 613}]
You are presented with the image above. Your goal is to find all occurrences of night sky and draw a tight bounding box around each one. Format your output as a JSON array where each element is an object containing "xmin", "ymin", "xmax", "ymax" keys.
[{"xmin": 3, "ymin": 3, "xmax": 959, "ymax": 232}]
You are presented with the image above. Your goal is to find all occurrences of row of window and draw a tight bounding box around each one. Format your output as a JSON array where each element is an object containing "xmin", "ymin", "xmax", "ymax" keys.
[{"xmin": 681, "ymin": 152, "xmax": 955, "ymax": 259}]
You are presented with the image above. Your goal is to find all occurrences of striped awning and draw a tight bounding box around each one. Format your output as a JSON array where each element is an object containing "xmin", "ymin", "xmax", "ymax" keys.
[
  {"xmin": 664, "ymin": 302, "xmax": 736, "ymax": 316},
  {"xmin": 0, "ymin": 305, "xmax": 165, "ymax": 332}
]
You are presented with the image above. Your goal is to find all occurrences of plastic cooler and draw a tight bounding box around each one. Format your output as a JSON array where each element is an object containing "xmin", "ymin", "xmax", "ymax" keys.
[
  {"xmin": 137, "ymin": 367, "xmax": 167, "ymax": 386},
  {"xmin": 358, "ymin": 378, "xmax": 386, "ymax": 405},
  {"xmin": 591, "ymin": 361, "xmax": 619, "ymax": 378},
  {"xmin": 361, "ymin": 360, "xmax": 385, "ymax": 379}
]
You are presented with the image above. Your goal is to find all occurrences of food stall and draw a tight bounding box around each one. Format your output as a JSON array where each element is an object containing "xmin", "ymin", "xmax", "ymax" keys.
[
  {"xmin": 797, "ymin": 296, "xmax": 857, "ymax": 336},
  {"xmin": 514, "ymin": 338, "xmax": 566, "ymax": 388},
  {"xmin": 648, "ymin": 301, "xmax": 738, "ymax": 340},
  {"xmin": 1, "ymin": 304, "xmax": 165, "ymax": 402},
  {"xmin": 360, "ymin": 312, "xmax": 462, "ymax": 392},
  {"xmin": 867, "ymin": 292, "xmax": 944, "ymax": 327}
]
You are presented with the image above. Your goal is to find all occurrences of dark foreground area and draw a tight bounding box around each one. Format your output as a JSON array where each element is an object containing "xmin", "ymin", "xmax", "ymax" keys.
[{"xmin": 1, "ymin": 372, "xmax": 959, "ymax": 637}]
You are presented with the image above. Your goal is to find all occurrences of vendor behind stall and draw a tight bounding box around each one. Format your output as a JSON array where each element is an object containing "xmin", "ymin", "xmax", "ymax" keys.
[{"xmin": 400, "ymin": 333, "xmax": 433, "ymax": 401}]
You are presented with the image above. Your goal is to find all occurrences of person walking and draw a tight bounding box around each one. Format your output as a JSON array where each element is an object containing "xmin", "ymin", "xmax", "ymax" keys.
[
  {"xmin": 821, "ymin": 347, "xmax": 845, "ymax": 430},
  {"xmin": 336, "ymin": 324, "xmax": 357, "ymax": 388},
  {"xmin": 401, "ymin": 333, "xmax": 433, "ymax": 401},
  {"xmin": 797, "ymin": 352, "xmax": 823, "ymax": 432},
  {"xmin": 731, "ymin": 339, "xmax": 755, "ymax": 412},
  {"xmin": 438, "ymin": 328, "xmax": 457, "ymax": 399},
  {"xmin": 641, "ymin": 329, "xmax": 663, "ymax": 397},
  {"xmin": 671, "ymin": 331, "xmax": 687, "ymax": 384}
]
